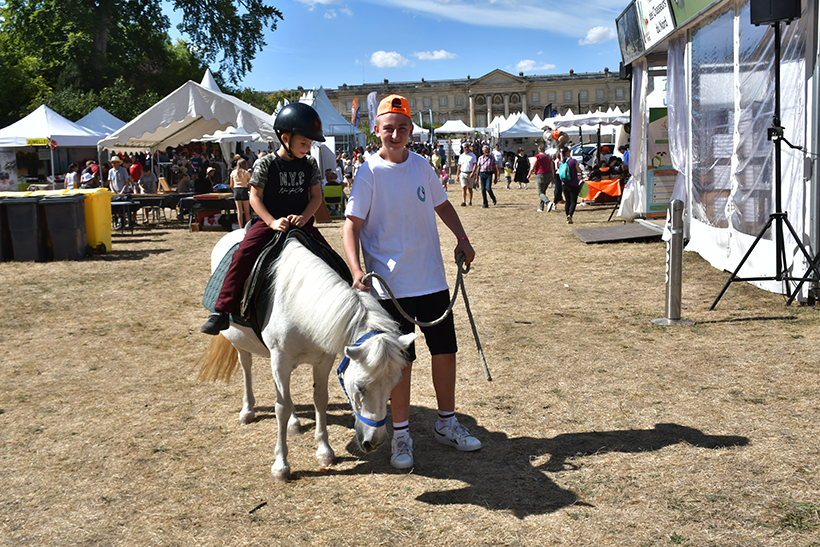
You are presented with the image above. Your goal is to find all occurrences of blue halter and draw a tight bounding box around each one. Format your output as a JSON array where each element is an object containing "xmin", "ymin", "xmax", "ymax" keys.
[{"xmin": 336, "ymin": 330, "xmax": 386, "ymax": 428}]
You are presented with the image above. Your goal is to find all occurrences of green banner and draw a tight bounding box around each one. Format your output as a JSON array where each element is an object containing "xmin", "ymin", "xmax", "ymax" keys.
[{"xmin": 669, "ymin": 0, "xmax": 721, "ymax": 28}]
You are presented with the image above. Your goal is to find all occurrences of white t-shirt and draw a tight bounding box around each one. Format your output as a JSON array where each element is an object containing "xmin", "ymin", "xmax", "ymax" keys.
[
  {"xmin": 64, "ymin": 171, "xmax": 79, "ymax": 189},
  {"xmin": 458, "ymin": 151, "xmax": 477, "ymax": 174},
  {"xmin": 492, "ymin": 149, "xmax": 503, "ymax": 165},
  {"xmin": 346, "ymin": 152, "xmax": 448, "ymax": 300}
]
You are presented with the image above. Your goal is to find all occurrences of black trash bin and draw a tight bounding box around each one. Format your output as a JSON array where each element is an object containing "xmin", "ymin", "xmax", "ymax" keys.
[
  {"xmin": 0, "ymin": 199, "xmax": 12, "ymax": 261},
  {"xmin": 4, "ymin": 196, "xmax": 48, "ymax": 261},
  {"xmin": 40, "ymin": 194, "xmax": 88, "ymax": 260}
]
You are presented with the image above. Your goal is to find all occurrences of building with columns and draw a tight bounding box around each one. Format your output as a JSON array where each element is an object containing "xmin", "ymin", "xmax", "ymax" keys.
[{"xmin": 324, "ymin": 68, "xmax": 630, "ymax": 131}]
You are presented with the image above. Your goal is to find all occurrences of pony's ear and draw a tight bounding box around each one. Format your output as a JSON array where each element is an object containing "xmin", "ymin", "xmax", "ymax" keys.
[
  {"xmin": 398, "ymin": 333, "xmax": 417, "ymax": 349},
  {"xmin": 344, "ymin": 345, "xmax": 367, "ymax": 362}
]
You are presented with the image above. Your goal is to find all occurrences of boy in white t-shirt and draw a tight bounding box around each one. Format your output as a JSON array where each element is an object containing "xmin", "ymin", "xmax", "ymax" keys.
[{"xmin": 343, "ymin": 95, "xmax": 481, "ymax": 471}]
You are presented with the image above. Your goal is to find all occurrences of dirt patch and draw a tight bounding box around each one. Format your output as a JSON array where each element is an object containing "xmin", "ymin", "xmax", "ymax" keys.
[{"xmin": 1, "ymin": 189, "xmax": 818, "ymax": 546}]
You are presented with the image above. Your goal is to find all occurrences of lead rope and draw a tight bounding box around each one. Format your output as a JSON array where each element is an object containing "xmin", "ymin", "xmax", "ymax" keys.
[{"xmin": 361, "ymin": 253, "xmax": 492, "ymax": 381}]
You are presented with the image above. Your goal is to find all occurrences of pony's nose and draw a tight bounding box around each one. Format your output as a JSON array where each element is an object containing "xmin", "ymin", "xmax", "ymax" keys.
[{"xmin": 361, "ymin": 440, "xmax": 374, "ymax": 452}]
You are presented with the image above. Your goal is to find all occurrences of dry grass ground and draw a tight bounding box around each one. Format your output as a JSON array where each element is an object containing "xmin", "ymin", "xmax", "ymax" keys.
[{"xmin": 1, "ymin": 186, "xmax": 819, "ymax": 546}]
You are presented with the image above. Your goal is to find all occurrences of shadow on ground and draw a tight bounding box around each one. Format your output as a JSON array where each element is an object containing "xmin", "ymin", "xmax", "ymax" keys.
[{"xmin": 287, "ymin": 406, "xmax": 749, "ymax": 519}]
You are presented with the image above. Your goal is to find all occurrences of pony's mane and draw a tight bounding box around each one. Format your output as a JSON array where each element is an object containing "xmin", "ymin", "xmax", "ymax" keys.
[{"xmin": 273, "ymin": 240, "xmax": 405, "ymax": 383}]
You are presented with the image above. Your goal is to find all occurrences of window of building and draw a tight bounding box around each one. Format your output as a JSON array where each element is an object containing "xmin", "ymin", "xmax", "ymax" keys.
[
  {"xmin": 346, "ymin": 101, "xmax": 352, "ymax": 111},
  {"xmin": 615, "ymin": 88, "xmax": 624, "ymax": 100},
  {"xmin": 476, "ymin": 115, "xmax": 486, "ymax": 127},
  {"xmin": 423, "ymin": 98, "xmax": 431, "ymax": 108},
  {"xmin": 564, "ymin": 91, "xmax": 572, "ymax": 102},
  {"xmin": 597, "ymin": 90, "xmax": 605, "ymax": 100},
  {"xmin": 409, "ymin": 98, "xmax": 416, "ymax": 109},
  {"xmin": 439, "ymin": 97, "xmax": 447, "ymax": 107},
  {"xmin": 579, "ymin": 91, "xmax": 588, "ymax": 102},
  {"xmin": 455, "ymin": 96, "xmax": 464, "ymax": 107},
  {"xmin": 532, "ymin": 92, "xmax": 540, "ymax": 103},
  {"xmin": 548, "ymin": 92, "xmax": 556, "ymax": 102},
  {"xmin": 440, "ymin": 117, "xmax": 448, "ymax": 124}
]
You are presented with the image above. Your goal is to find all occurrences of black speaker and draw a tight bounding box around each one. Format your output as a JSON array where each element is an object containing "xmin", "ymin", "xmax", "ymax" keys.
[
  {"xmin": 750, "ymin": 0, "xmax": 801, "ymax": 25},
  {"xmin": 619, "ymin": 61, "xmax": 632, "ymax": 80}
]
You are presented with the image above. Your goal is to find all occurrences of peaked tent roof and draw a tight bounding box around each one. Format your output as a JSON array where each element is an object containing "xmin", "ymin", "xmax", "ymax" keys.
[
  {"xmin": 434, "ymin": 119, "xmax": 474, "ymax": 134},
  {"xmin": 498, "ymin": 113, "xmax": 544, "ymax": 138},
  {"xmin": 298, "ymin": 87, "xmax": 364, "ymax": 137},
  {"xmin": 0, "ymin": 104, "xmax": 103, "ymax": 147},
  {"xmin": 76, "ymin": 107, "xmax": 126, "ymax": 136},
  {"xmin": 98, "ymin": 79, "xmax": 277, "ymax": 152},
  {"xmin": 200, "ymin": 69, "xmax": 222, "ymax": 93}
]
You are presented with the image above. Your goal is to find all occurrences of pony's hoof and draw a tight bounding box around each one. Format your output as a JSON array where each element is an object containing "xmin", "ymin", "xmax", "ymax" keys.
[
  {"xmin": 316, "ymin": 452, "xmax": 335, "ymax": 468},
  {"xmin": 239, "ymin": 411, "xmax": 255, "ymax": 425},
  {"xmin": 271, "ymin": 465, "xmax": 290, "ymax": 484}
]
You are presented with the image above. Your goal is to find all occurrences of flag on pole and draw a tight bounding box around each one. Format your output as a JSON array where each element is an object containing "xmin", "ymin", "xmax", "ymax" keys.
[
  {"xmin": 367, "ymin": 92, "xmax": 378, "ymax": 130},
  {"xmin": 351, "ymin": 97, "xmax": 360, "ymax": 127}
]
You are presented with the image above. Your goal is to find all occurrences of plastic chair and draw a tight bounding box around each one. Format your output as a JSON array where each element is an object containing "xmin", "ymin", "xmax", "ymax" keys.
[{"xmin": 323, "ymin": 184, "xmax": 345, "ymax": 219}]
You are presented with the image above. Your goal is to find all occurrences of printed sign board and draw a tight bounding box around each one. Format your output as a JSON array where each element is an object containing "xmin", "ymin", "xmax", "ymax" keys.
[{"xmin": 636, "ymin": 0, "xmax": 677, "ymax": 50}]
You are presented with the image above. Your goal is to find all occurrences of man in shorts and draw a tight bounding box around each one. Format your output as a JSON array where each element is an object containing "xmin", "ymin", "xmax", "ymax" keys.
[
  {"xmin": 343, "ymin": 94, "xmax": 481, "ymax": 470},
  {"xmin": 456, "ymin": 142, "xmax": 477, "ymax": 206}
]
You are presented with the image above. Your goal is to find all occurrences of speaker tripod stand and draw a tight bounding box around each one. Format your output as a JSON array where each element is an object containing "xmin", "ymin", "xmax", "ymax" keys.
[{"xmin": 710, "ymin": 19, "xmax": 820, "ymax": 309}]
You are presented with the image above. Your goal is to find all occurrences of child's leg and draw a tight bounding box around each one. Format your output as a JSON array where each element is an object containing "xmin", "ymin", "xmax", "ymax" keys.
[{"xmin": 214, "ymin": 220, "xmax": 276, "ymax": 315}]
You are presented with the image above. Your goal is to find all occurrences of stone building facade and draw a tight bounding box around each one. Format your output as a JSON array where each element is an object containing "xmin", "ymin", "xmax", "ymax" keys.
[{"xmin": 324, "ymin": 68, "xmax": 630, "ymax": 131}]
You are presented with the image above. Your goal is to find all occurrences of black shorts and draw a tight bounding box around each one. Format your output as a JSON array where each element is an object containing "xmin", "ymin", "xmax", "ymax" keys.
[
  {"xmin": 233, "ymin": 186, "xmax": 249, "ymax": 201},
  {"xmin": 378, "ymin": 289, "xmax": 457, "ymax": 362}
]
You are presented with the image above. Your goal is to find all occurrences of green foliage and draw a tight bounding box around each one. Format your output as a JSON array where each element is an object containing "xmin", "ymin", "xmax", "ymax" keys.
[
  {"xmin": 0, "ymin": 0, "xmax": 283, "ymax": 125},
  {"xmin": 780, "ymin": 501, "xmax": 819, "ymax": 531}
]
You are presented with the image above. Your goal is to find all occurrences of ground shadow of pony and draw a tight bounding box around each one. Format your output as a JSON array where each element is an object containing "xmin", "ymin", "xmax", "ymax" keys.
[{"xmin": 318, "ymin": 410, "xmax": 749, "ymax": 519}]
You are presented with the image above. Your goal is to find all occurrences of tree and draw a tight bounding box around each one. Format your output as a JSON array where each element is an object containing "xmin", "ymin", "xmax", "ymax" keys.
[{"xmin": 0, "ymin": 0, "xmax": 282, "ymax": 87}]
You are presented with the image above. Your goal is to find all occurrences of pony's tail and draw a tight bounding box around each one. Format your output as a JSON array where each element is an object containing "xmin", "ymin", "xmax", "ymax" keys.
[{"xmin": 196, "ymin": 334, "xmax": 239, "ymax": 383}]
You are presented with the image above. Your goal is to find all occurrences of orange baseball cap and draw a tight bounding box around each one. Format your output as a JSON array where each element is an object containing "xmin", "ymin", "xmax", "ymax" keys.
[{"xmin": 377, "ymin": 95, "xmax": 411, "ymax": 119}]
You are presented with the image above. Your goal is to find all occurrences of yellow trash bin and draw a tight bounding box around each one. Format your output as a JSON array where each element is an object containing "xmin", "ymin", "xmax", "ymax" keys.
[{"xmin": 67, "ymin": 188, "xmax": 112, "ymax": 254}]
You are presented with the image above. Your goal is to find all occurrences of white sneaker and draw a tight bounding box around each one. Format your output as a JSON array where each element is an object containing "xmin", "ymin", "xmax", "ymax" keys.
[
  {"xmin": 434, "ymin": 421, "xmax": 482, "ymax": 452},
  {"xmin": 547, "ymin": 202, "xmax": 555, "ymax": 212},
  {"xmin": 391, "ymin": 435, "xmax": 414, "ymax": 469}
]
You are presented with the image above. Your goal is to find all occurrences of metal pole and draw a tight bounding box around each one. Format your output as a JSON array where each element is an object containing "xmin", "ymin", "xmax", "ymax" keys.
[{"xmin": 652, "ymin": 200, "xmax": 694, "ymax": 326}]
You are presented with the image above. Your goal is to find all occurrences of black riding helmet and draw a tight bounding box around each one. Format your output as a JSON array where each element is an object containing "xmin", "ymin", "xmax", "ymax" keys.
[{"xmin": 274, "ymin": 103, "xmax": 325, "ymax": 158}]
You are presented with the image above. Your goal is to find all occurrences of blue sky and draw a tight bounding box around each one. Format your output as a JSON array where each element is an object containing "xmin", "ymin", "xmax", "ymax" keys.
[{"xmin": 168, "ymin": 0, "xmax": 626, "ymax": 92}]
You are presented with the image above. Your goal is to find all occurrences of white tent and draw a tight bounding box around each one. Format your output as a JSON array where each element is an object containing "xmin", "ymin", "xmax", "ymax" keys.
[
  {"xmin": 76, "ymin": 107, "xmax": 126, "ymax": 136},
  {"xmin": 298, "ymin": 87, "xmax": 365, "ymax": 150},
  {"xmin": 0, "ymin": 104, "xmax": 103, "ymax": 148},
  {"xmin": 434, "ymin": 119, "xmax": 474, "ymax": 134},
  {"xmin": 498, "ymin": 114, "xmax": 543, "ymax": 138},
  {"xmin": 200, "ymin": 69, "xmax": 221, "ymax": 93},
  {"xmin": 98, "ymin": 79, "xmax": 277, "ymax": 153},
  {"xmin": 412, "ymin": 122, "xmax": 430, "ymax": 139},
  {"xmin": 195, "ymin": 126, "xmax": 268, "ymax": 169}
]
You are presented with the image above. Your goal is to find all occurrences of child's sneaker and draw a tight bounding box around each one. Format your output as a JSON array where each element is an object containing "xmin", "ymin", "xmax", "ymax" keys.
[
  {"xmin": 390, "ymin": 435, "xmax": 414, "ymax": 469},
  {"xmin": 434, "ymin": 421, "xmax": 481, "ymax": 451}
]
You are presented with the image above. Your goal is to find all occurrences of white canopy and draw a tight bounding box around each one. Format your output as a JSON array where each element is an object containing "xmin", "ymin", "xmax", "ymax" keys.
[
  {"xmin": 546, "ymin": 107, "xmax": 631, "ymax": 129},
  {"xmin": 0, "ymin": 104, "xmax": 103, "ymax": 148},
  {"xmin": 76, "ymin": 107, "xmax": 126, "ymax": 136},
  {"xmin": 434, "ymin": 119, "xmax": 474, "ymax": 134},
  {"xmin": 498, "ymin": 113, "xmax": 544, "ymax": 138},
  {"xmin": 412, "ymin": 123, "xmax": 429, "ymax": 138},
  {"xmin": 200, "ymin": 69, "xmax": 222, "ymax": 93},
  {"xmin": 298, "ymin": 87, "xmax": 365, "ymax": 148},
  {"xmin": 196, "ymin": 126, "xmax": 267, "ymax": 166},
  {"xmin": 98, "ymin": 79, "xmax": 277, "ymax": 153}
]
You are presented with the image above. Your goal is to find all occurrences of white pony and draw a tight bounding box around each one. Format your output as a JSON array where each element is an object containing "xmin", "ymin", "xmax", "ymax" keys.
[{"xmin": 198, "ymin": 230, "xmax": 415, "ymax": 483}]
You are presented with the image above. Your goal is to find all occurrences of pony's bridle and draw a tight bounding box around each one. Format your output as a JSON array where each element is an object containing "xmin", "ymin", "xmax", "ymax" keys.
[{"xmin": 336, "ymin": 330, "xmax": 386, "ymax": 428}]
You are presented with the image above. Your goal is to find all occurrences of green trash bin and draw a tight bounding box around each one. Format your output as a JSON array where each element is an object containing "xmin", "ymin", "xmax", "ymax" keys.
[
  {"xmin": 40, "ymin": 194, "xmax": 88, "ymax": 260},
  {"xmin": 4, "ymin": 196, "xmax": 48, "ymax": 261},
  {"xmin": 0, "ymin": 199, "xmax": 11, "ymax": 261}
]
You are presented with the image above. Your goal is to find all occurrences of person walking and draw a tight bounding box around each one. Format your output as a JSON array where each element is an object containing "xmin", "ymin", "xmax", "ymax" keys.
[
  {"xmin": 456, "ymin": 143, "xmax": 476, "ymax": 206},
  {"xmin": 477, "ymin": 145, "xmax": 498, "ymax": 208},
  {"xmin": 513, "ymin": 148, "xmax": 529, "ymax": 189},
  {"xmin": 558, "ymin": 147, "xmax": 581, "ymax": 224},
  {"xmin": 529, "ymin": 144, "xmax": 555, "ymax": 213},
  {"xmin": 343, "ymin": 94, "xmax": 481, "ymax": 470},
  {"xmin": 230, "ymin": 158, "xmax": 252, "ymax": 229}
]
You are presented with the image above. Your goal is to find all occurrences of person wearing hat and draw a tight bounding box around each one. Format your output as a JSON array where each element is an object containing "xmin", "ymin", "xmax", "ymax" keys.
[
  {"xmin": 107, "ymin": 156, "xmax": 133, "ymax": 195},
  {"xmin": 201, "ymin": 102, "xmax": 328, "ymax": 335},
  {"xmin": 343, "ymin": 94, "xmax": 481, "ymax": 471}
]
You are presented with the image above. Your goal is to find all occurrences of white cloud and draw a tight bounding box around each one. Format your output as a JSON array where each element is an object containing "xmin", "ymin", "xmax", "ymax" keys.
[
  {"xmin": 359, "ymin": 0, "xmax": 620, "ymax": 37},
  {"xmin": 370, "ymin": 51, "xmax": 410, "ymax": 68},
  {"xmin": 340, "ymin": 7, "xmax": 352, "ymax": 15},
  {"xmin": 296, "ymin": 0, "xmax": 339, "ymax": 8},
  {"xmin": 413, "ymin": 50, "xmax": 457, "ymax": 61},
  {"xmin": 515, "ymin": 60, "xmax": 556, "ymax": 73},
  {"xmin": 579, "ymin": 26, "xmax": 617, "ymax": 45},
  {"xmin": 324, "ymin": 10, "xmax": 337, "ymax": 18}
]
